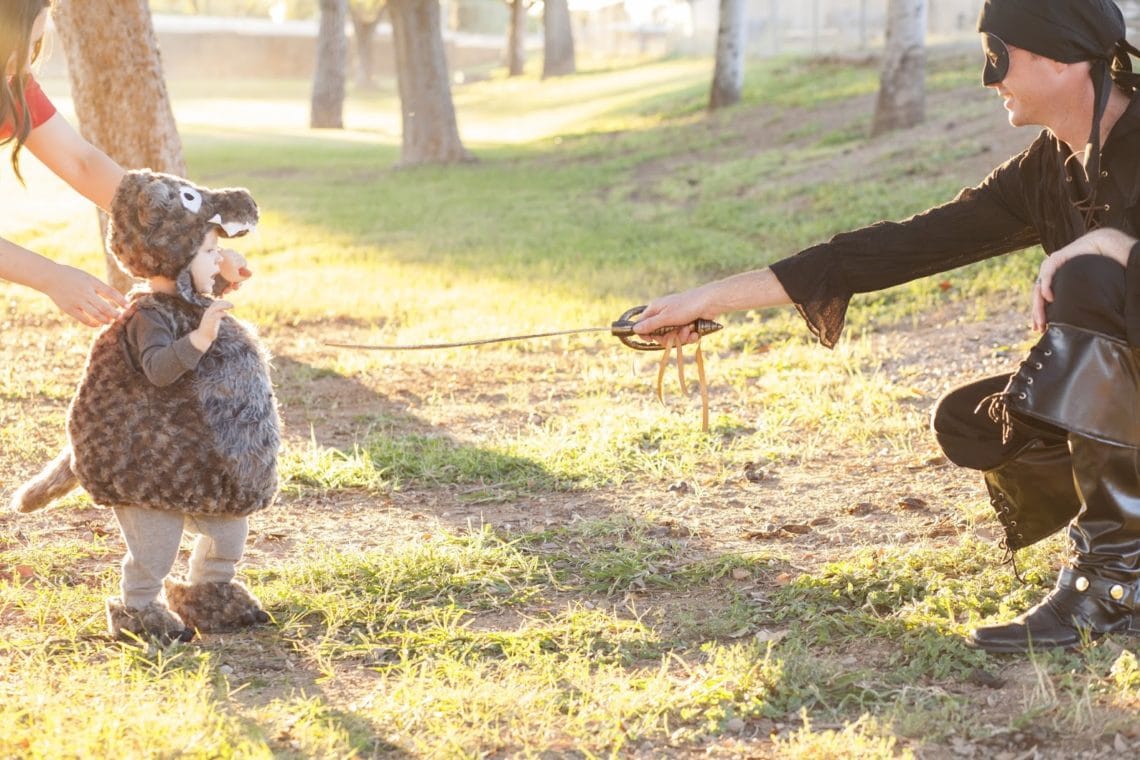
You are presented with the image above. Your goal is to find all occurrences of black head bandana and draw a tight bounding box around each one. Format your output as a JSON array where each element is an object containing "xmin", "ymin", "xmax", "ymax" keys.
[{"xmin": 977, "ymin": 0, "xmax": 1140, "ymax": 223}]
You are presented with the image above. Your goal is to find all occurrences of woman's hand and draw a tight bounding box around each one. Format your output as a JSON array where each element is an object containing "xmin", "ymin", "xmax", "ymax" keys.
[
  {"xmin": 44, "ymin": 264, "xmax": 127, "ymax": 327},
  {"xmin": 1033, "ymin": 228, "xmax": 1137, "ymax": 332}
]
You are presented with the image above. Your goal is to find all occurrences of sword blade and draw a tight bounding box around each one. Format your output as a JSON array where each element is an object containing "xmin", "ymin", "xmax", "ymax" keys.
[{"xmin": 323, "ymin": 326, "xmax": 612, "ymax": 351}]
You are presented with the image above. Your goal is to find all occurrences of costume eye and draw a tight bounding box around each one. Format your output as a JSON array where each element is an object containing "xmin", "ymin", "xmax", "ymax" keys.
[{"xmin": 178, "ymin": 186, "xmax": 203, "ymax": 214}]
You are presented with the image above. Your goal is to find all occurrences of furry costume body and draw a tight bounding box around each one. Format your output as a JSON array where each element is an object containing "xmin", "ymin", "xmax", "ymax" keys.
[
  {"xmin": 68, "ymin": 292, "xmax": 278, "ymax": 516},
  {"xmin": 11, "ymin": 169, "xmax": 278, "ymax": 641}
]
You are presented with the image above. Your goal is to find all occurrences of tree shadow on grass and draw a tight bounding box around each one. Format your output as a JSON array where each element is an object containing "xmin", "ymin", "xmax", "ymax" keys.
[
  {"xmin": 249, "ymin": 357, "xmax": 1047, "ymax": 755},
  {"xmin": 267, "ymin": 355, "xmax": 579, "ymax": 544}
]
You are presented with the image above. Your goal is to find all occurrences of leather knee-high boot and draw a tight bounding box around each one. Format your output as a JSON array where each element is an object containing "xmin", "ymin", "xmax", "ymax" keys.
[
  {"xmin": 983, "ymin": 439, "xmax": 1081, "ymax": 556},
  {"xmin": 969, "ymin": 324, "xmax": 1140, "ymax": 652},
  {"xmin": 971, "ymin": 434, "xmax": 1140, "ymax": 651}
]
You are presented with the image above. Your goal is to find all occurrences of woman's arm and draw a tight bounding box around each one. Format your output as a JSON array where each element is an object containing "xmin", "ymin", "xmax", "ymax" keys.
[
  {"xmin": 10, "ymin": 112, "xmax": 128, "ymax": 324},
  {"xmin": 0, "ymin": 236, "xmax": 125, "ymax": 325},
  {"xmin": 23, "ymin": 112, "xmax": 125, "ymax": 211}
]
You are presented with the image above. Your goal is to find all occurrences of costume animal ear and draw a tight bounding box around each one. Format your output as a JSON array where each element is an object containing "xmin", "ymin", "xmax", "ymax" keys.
[{"xmin": 134, "ymin": 177, "xmax": 180, "ymax": 233}]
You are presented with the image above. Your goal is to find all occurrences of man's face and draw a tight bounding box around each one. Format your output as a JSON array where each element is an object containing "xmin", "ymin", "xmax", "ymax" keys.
[{"xmin": 984, "ymin": 40, "xmax": 1067, "ymax": 128}]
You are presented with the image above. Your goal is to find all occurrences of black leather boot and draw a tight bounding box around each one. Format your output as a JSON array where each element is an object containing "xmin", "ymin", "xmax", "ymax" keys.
[
  {"xmin": 983, "ymin": 439, "xmax": 1081, "ymax": 554},
  {"xmin": 968, "ymin": 324, "xmax": 1140, "ymax": 653},
  {"xmin": 970, "ymin": 435, "xmax": 1140, "ymax": 652}
]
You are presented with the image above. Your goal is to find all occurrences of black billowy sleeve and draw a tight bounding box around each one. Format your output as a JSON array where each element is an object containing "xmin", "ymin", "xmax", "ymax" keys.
[{"xmin": 769, "ymin": 151, "xmax": 1041, "ymax": 348}]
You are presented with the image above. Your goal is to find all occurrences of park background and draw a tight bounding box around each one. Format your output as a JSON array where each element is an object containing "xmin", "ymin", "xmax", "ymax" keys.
[{"xmin": 2, "ymin": 1, "xmax": 1139, "ymax": 758}]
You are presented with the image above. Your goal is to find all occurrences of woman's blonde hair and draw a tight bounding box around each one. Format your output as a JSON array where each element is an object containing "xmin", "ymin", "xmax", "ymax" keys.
[{"xmin": 1, "ymin": 0, "xmax": 52, "ymax": 183}]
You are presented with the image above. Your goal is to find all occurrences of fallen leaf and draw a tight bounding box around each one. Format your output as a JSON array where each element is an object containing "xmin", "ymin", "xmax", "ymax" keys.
[{"xmin": 745, "ymin": 525, "xmax": 781, "ymax": 540}]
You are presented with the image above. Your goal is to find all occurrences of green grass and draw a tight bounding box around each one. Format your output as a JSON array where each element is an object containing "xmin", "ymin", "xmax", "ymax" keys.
[{"xmin": 2, "ymin": 52, "xmax": 1135, "ymax": 757}]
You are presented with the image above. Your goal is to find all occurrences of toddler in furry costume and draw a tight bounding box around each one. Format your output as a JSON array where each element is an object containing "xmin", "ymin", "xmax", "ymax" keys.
[{"xmin": 11, "ymin": 169, "xmax": 280, "ymax": 644}]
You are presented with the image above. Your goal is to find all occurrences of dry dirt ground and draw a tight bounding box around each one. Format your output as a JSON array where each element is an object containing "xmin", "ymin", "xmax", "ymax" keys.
[
  {"xmin": 4, "ymin": 69, "xmax": 1138, "ymax": 757},
  {"xmin": 4, "ymin": 301, "xmax": 1137, "ymax": 759}
]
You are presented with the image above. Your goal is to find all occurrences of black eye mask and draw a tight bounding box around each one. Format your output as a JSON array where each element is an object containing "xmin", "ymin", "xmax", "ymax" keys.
[
  {"xmin": 982, "ymin": 33, "xmax": 1010, "ymax": 86},
  {"xmin": 977, "ymin": 0, "xmax": 1140, "ymax": 224}
]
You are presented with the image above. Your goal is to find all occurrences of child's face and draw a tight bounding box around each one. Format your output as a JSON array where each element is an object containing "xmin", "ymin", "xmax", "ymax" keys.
[{"xmin": 189, "ymin": 229, "xmax": 223, "ymax": 293}]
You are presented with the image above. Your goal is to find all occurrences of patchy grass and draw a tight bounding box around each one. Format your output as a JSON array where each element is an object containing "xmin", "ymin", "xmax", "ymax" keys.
[{"xmin": 2, "ymin": 52, "xmax": 1136, "ymax": 758}]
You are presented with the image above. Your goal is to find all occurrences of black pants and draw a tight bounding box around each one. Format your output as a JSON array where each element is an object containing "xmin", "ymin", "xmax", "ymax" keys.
[{"xmin": 931, "ymin": 254, "xmax": 1128, "ymax": 470}]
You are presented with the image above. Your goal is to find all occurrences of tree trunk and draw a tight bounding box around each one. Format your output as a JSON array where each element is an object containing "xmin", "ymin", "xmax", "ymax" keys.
[
  {"xmin": 507, "ymin": 0, "xmax": 527, "ymax": 77},
  {"xmin": 871, "ymin": 0, "xmax": 927, "ymax": 137},
  {"xmin": 312, "ymin": 0, "xmax": 348, "ymax": 128},
  {"xmin": 709, "ymin": 0, "xmax": 746, "ymax": 110},
  {"xmin": 350, "ymin": 12, "xmax": 382, "ymax": 90},
  {"xmin": 388, "ymin": 0, "xmax": 471, "ymax": 165},
  {"xmin": 542, "ymin": 0, "xmax": 575, "ymax": 79},
  {"xmin": 52, "ymin": 0, "xmax": 184, "ymax": 294}
]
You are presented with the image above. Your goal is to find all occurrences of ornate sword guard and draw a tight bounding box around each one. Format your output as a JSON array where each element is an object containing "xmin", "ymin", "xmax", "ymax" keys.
[{"xmin": 610, "ymin": 305, "xmax": 724, "ymax": 351}]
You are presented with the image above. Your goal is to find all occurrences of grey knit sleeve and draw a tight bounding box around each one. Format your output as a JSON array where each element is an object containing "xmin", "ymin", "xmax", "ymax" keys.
[{"xmin": 124, "ymin": 308, "xmax": 204, "ymax": 387}]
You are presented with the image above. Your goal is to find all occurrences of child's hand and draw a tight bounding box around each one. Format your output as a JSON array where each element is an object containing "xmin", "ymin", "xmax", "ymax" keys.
[
  {"xmin": 189, "ymin": 300, "xmax": 233, "ymax": 352},
  {"xmin": 217, "ymin": 249, "xmax": 251, "ymax": 293}
]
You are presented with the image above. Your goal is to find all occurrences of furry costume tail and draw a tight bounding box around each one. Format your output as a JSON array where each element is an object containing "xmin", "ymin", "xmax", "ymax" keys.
[{"xmin": 10, "ymin": 447, "xmax": 78, "ymax": 513}]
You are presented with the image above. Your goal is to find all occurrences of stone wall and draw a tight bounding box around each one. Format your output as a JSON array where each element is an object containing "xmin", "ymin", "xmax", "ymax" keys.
[{"xmin": 40, "ymin": 17, "xmax": 504, "ymax": 81}]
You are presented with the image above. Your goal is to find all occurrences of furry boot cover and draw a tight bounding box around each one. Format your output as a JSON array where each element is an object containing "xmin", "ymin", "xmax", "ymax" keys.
[
  {"xmin": 106, "ymin": 597, "xmax": 194, "ymax": 644},
  {"xmin": 164, "ymin": 579, "xmax": 270, "ymax": 633}
]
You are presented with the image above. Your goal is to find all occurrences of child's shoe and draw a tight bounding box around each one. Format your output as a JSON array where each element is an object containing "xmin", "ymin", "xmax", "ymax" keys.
[
  {"xmin": 106, "ymin": 597, "xmax": 195, "ymax": 644},
  {"xmin": 164, "ymin": 579, "xmax": 271, "ymax": 633}
]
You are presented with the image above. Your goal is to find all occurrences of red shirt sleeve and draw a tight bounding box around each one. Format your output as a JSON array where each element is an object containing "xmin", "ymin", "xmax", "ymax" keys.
[{"xmin": 0, "ymin": 75, "xmax": 57, "ymax": 140}]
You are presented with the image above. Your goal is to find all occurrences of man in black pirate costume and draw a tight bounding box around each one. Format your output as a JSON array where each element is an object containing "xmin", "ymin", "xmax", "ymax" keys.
[{"xmin": 635, "ymin": 0, "xmax": 1140, "ymax": 654}]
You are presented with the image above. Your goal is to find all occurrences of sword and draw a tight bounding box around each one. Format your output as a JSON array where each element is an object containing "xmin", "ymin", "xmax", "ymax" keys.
[
  {"xmin": 322, "ymin": 306, "xmax": 723, "ymax": 352},
  {"xmin": 323, "ymin": 306, "xmax": 724, "ymax": 432}
]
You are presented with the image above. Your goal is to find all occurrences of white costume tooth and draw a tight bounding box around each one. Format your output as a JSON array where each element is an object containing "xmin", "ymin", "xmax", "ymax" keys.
[{"xmin": 207, "ymin": 214, "xmax": 255, "ymax": 237}]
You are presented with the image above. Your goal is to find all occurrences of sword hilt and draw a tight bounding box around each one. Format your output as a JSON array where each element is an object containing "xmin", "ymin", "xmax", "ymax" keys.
[{"xmin": 610, "ymin": 305, "xmax": 723, "ymax": 351}]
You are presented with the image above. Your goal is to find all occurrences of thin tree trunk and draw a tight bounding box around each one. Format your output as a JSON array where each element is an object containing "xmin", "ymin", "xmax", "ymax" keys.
[
  {"xmin": 542, "ymin": 0, "xmax": 575, "ymax": 79},
  {"xmin": 312, "ymin": 0, "xmax": 348, "ymax": 128},
  {"xmin": 388, "ymin": 0, "xmax": 471, "ymax": 165},
  {"xmin": 350, "ymin": 13, "xmax": 382, "ymax": 90},
  {"xmin": 871, "ymin": 0, "xmax": 927, "ymax": 136},
  {"xmin": 507, "ymin": 0, "xmax": 527, "ymax": 77},
  {"xmin": 52, "ymin": 0, "xmax": 184, "ymax": 294},
  {"xmin": 709, "ymin": 0, "xmax": 746, "ymax": 110}
]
